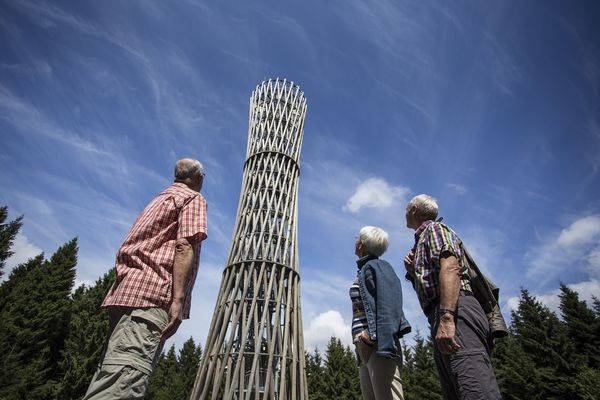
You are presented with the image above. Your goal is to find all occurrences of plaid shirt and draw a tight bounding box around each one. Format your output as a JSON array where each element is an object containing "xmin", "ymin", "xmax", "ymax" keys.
[
  {"xmin": 409, "ymin": 220, "xmax": 471, "ymax": 313},
  {"xmin": 102, "ymin": 182, "xmax": 207, "ymax": 319}
]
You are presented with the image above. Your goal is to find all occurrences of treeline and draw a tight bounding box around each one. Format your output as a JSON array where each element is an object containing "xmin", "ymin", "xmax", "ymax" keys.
[
  {"xmin": 0, "ymin": 206, "xmax": 202, "ymax": 400},
  {"xmin": 305, "ymin": 285, "xmax": 600, "ymax": 400},
  {"xmin": 1, "ymin": 205, "xmax": 600, "ymax": 399}
]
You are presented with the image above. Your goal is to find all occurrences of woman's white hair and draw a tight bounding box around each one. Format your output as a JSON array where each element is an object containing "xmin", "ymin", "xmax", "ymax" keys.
[
  {"xmin": 174, "ymin": 158, "xmax": 204, "ymax": 183},
  {"xmin": 359, "ymin": 226, "xmax": 389, "ymax": 257},
  {"xmin": 407, "ymin": 194, "xmax": 438, "ymax": 221}
]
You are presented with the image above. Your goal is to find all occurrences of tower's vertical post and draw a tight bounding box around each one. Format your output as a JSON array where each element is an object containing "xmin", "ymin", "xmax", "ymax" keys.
[{"xmin": 191, "ymin": 79, "xmax": 308, "ymax": 400}]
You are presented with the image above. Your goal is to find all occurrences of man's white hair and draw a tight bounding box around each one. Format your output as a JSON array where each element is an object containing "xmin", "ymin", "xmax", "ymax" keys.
[
  {"xmin": 174, "ymin": 158, "xmax": 204, "ymax": 183},
  {"xmin": 407, "ymin": 194, "xmax": 438, "ymax": 221},
  {"xmin": 359, "ymin": 226, "xmax": 389, "ymax": 257}
]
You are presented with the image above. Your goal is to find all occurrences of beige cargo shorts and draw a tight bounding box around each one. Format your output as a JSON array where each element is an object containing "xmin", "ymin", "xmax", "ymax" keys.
[{"xmin": 83, "ymin": 307, "xmax": 168, "ymax": 400}]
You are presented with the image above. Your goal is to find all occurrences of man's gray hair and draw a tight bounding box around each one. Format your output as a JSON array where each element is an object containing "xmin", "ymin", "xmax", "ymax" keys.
[
  {"xmin": 174, "ymin": 158, "xmax": 204, "ymax": 183},
  {"xmin": 359, "ymin": 226, "xmax": 389, "ymax": 257},
  {"xmin": 407, "ymin": 194, "xmax": 438, "ymax": 221}
]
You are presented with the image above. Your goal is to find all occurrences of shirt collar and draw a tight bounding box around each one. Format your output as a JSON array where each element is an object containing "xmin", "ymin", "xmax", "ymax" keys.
[
  {"xmin": 172, "ymin": 182, "xmax": 188, "ymax": 189},
  {"xmin": 356, "ymin": 254, "xmax": 378, "ymax": 269},
  {"xmin": 171, "ymin": 182, "xmax": 198, "ymax": 193},
  {"xmin": 414, "ymin": 220, "xmax": 434, "ymax": 242}
]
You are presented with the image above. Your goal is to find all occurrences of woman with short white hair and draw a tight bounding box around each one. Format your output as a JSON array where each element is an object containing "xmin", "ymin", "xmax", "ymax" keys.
[{"xmin": 350, "ymin": 226, "xmax": 411, "ymax": 400}]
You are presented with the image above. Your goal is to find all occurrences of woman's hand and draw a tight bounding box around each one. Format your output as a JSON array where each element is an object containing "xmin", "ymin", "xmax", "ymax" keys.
[{"xmin": 357, "ymin": 330, "xmax": 375, "ymax": 346}]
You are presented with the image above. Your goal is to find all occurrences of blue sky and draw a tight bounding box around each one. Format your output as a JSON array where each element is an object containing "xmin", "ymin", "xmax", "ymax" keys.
[{"xmin": 1, "ymin": 0, "xmax": 600, "ymax": 351}]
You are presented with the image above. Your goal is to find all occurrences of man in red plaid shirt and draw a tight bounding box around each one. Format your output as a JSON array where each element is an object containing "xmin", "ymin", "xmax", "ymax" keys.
[{"xmin": 84, "ymin": 158, "xmax": 208, "ymax": 400}]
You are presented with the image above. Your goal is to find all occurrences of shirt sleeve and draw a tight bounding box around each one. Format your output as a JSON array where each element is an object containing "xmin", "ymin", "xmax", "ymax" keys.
[
  {"xmin": 177, "ymin": 195, "xmax": 208, "ymax": 243},
  {"xmin": 427, "ymin": 222, "xmax": 460, "ymax": 262}
]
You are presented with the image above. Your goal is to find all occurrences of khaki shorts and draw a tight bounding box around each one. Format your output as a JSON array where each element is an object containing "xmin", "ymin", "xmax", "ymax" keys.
[{"xmin": 83, "ymin": 307, "xmax": 168, "ymax": 400}]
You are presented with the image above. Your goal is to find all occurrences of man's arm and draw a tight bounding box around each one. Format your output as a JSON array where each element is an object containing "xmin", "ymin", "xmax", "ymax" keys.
[
  {"xmin": 162, "ymin": 237, "xmax": 195, "ymax": 339},
  {"xmin": 435, "ymin": 253, "xmax": 461, "ymax": 354}
]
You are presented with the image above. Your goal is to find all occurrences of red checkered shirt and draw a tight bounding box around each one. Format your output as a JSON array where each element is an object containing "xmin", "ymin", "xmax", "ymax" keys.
[{"xmin": 102, "ymin": 182, "xmax": 207, "ymax": 319}]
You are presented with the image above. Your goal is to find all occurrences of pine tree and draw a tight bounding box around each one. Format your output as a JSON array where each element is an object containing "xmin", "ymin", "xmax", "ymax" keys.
[
  {"xmin": 0, "ymin": 206, "xmax": 23, "ymax": 278},
  {"xmin": 306, "ymin": 348, "xmax": 327, "ymax": 400},
  {"xmin": 559, "ymin": 284, "xmax": 600, "ymax": 368},
  {"xmin": 592, "ymin": 296, "xmax": 600, "ymax": 318},
  {"xmin": 0, "ymin": 255, "xmax": 45, "ymax": 397},
  {"xmin": 146, "ymin": 345, "xmax": 185, "ymax": 400},
  {"xmin": 574, "ymin": 366, "xmax": 600, "ymax": 400},
  {"xmin": 492, "ymin": 334, "xmax": 541, "ymax": 400},
  {"xmin": 402, "ymin": 333, "xmax": 442, "ymax": 400},
  {"xmin": 321, "ymin": 337, "xmax": 361, "ymax": 400},
  {"xmin": 0, "ymin": 252, "xmax": 43, "ymax": 312},
  {"xmin": 178, "ymin": 337, "xmax": 203, "ymax": 398},
  {"xmin": 0, "ymin": 239, "xmax": 77, "ymax": 399},
  {"xmin": 511, "ymin": 289, "xmax": 577, "ymax": 399},
  {"xmin": 55, "ymin": 269, "xmax": 116, "ymax": 400}
]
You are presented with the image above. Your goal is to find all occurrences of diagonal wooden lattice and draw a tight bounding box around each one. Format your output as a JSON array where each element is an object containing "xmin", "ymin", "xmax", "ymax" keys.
[{"xmin": 190, "ymin": 79, "xmax": 308, "ymax": 400}]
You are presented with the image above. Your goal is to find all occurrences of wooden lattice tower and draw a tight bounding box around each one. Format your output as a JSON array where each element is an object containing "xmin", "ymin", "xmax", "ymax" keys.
[{"xmin": 190, "ymin": 79, "xmax": 308, "ymax": 400}]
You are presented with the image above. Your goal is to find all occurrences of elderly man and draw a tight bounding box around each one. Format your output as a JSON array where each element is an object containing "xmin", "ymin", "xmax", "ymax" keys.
[
  {"xmin": 84, "ymin": 158, "xmax": 208, "ymax": 400},
  {"xmin": 403, "ymin": 195, "xmax": 501, "ymax": 400}
]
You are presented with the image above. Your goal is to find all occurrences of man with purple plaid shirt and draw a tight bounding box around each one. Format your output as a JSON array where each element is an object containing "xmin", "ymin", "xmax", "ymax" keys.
[{"xmin": 404, "ymin": 194, "xmax": 501, "ymax": 400}]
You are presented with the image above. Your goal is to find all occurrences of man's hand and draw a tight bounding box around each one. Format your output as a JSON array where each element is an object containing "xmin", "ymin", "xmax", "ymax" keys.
[
  {"xmin": 357, "ymin": 329, "xmax": 375, "ymax": 346},
  {"xmin": 435, "ymin": 314, "xmax": 461, "ymax": 355},
  {"xmin": 162, "ymin": 300, "xmax": 183, "ymax": 339},
  {"xmin": 404, "ymin": 250, "xmax": 415, "ymax": 277}
]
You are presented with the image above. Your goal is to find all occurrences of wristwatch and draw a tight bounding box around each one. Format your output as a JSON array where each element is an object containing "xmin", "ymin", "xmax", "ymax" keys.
[{"xmin": 437, "ymin": 308, "xmax": 457, "ymax": 319}]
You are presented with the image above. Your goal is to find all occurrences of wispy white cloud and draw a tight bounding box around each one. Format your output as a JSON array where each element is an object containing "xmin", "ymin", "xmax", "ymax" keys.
[
  {"xmin": 483, "ymin": 31, "xmax": 524, "ymax": 96},
  {"xmin": 445, "ymin": 182, "xmax": 467, "ymax": 196},
  {"xmin": 527, "ymin": 214, "xmax": 600, "ymax": 282},
  {"xmin": 302, "ymin": 271, "xmax": 351, "ymax": 301},
  {"xmin": 0, "ymin": 84, "xmax": 108, "ymax": 155},
  {"xmin": 0, "ymin": 60, "xmax": 53, "ymax": 77},
  {"xmin": 345, "ymin": 178, "xmax": 410, "ymax": 214}
]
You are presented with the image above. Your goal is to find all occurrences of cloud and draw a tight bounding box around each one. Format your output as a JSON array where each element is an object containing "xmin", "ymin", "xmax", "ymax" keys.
[
  {"xmin": 527, "ymin": 214, "xmax": 600, "ymax": 282},
  {"xmin": 556, "ymin": 215, "xmax": 600, "ymax": 247},
  {"xmin": 73, "ymin": 279, "xmax": 94, "ymax": 291},
  {"xmin": 344, "ymin": 178, "xmax": 410, "ymax": 214},
  {"xmin": 518, "ymin": 215, "xmax": 600, "ymax": 317},
  {"xmin": 445, "ymin": 182, "xmax": 467, "ymax": 196},
  {"xmin": 506, "ymin": 279, "xmax": 600, "ymax": 314},
  {"xmin": 0, "ymin": 84, "xmax": 108, "ymax": 155},
  {"xmin": 587, "ymin": 246, "xmax": 600, "ymax": 277},
  {"xmin": 304, "ymin": 310, "xmax": 352, "ymax": 350},
  {"xmin": 2, "ymin": 233, "xmax": 43, "ymax": 279}
]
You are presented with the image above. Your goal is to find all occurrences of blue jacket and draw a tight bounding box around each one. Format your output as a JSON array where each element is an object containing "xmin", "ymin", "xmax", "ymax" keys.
[{"xmin": 357, "ymin": 255, "xmax": 412, "ymax": 359}]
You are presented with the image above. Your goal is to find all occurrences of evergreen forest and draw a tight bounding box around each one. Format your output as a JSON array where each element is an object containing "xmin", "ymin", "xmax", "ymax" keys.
[{"xmin": 1, "ymin": 206, "xmax": 599, "ymax": 400}]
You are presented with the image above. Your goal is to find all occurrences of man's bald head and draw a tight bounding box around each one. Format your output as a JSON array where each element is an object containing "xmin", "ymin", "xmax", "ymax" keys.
[{"xmin": 174, "ymin": 158, "xmax": 204, "ymax": 191}]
